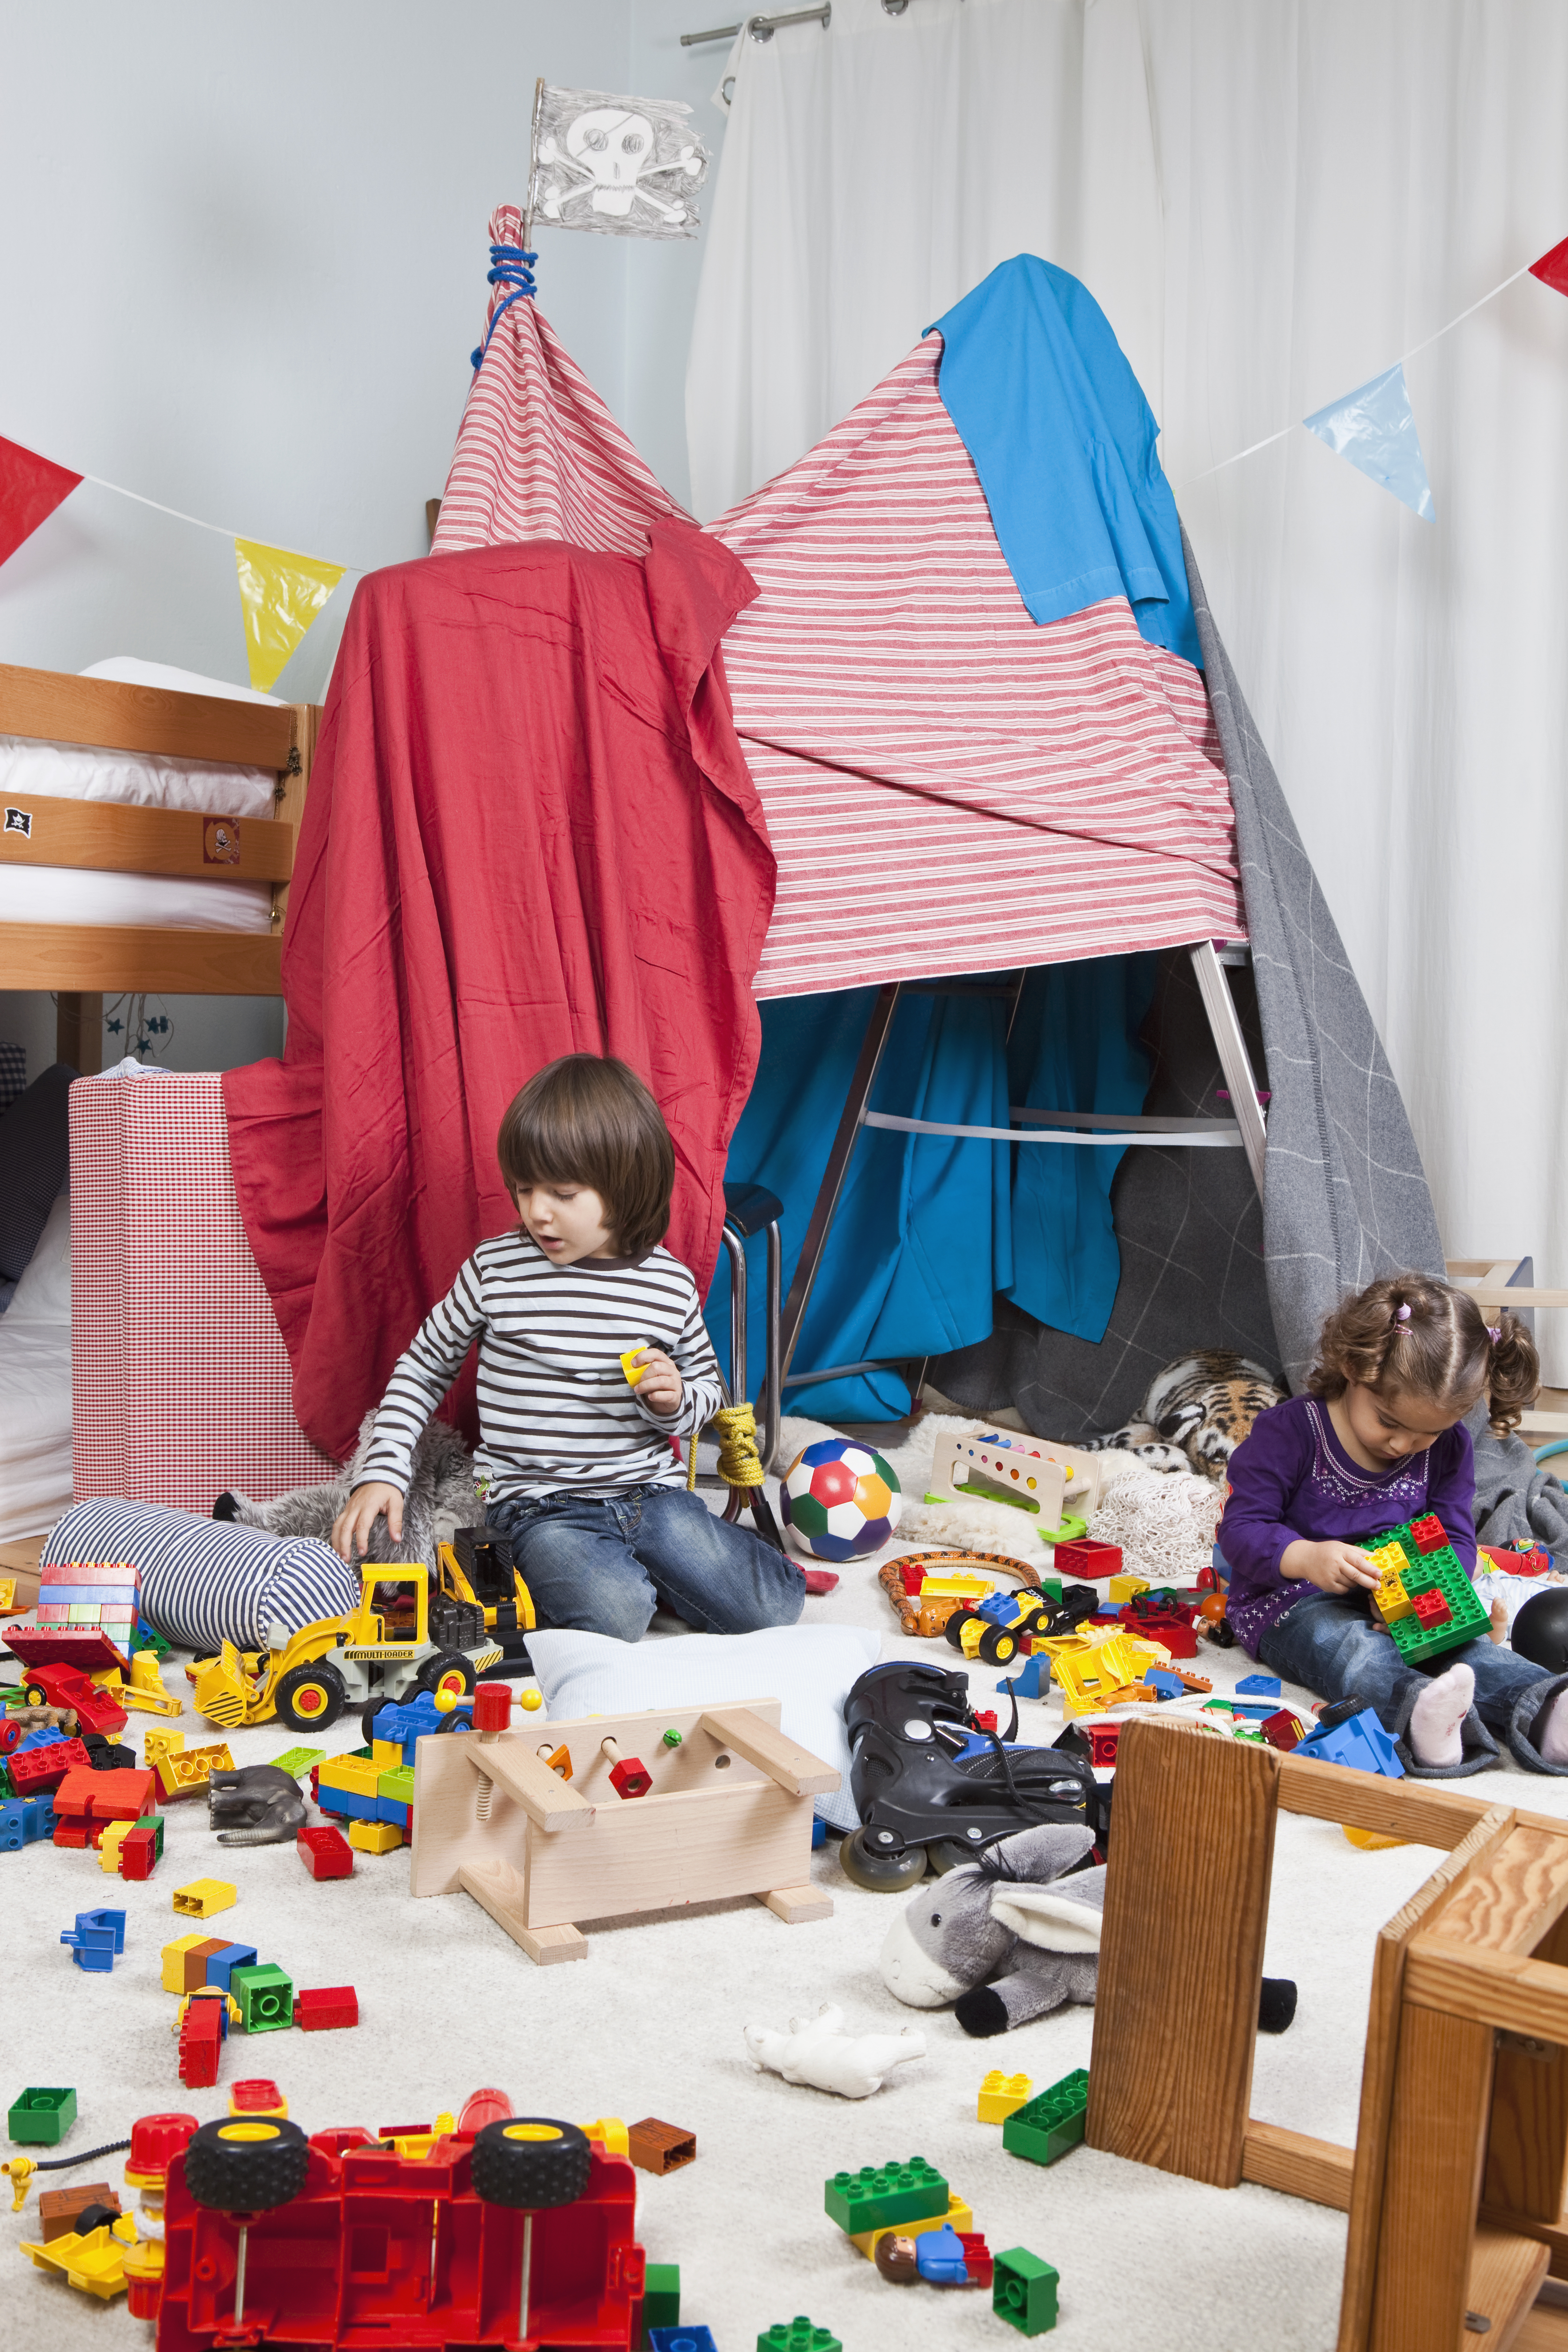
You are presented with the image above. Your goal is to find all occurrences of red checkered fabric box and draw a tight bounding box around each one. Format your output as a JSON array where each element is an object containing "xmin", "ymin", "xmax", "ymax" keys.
[{"xmin": 71, "ymin": 1071, "xmax": 338, "ymax": 1511}]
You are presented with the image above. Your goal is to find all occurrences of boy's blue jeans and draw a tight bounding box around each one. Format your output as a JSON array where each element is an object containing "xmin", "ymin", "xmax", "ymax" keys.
[{"xmin": 487, "ymin": 1483, "xmax": 806, "ymax": 1644}]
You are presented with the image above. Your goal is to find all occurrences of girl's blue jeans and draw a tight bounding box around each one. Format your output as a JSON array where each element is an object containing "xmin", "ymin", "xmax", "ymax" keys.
[{"xmin": 487, "ymin": 1482, "xmax": 805, "ymax": 1645}]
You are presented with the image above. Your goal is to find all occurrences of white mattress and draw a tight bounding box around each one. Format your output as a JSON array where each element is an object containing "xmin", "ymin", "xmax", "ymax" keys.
[
  {"xmin": 0, "ymin": 1324, "xmax": 72, "ymax": 1543},
  {"xmin": 0, "ymin": 654, "xmax": 284, "ymax": 934}
]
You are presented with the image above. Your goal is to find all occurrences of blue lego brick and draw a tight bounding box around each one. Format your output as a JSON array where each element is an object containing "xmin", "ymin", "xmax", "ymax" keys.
[
  {"xmin": 60, "ymin": 1906, "xmax": 126, "ymax": 1972},
  {"xmin": 204, "ymin": 1941, "xmax": 259, "ymax": 1994},
  {"xmin": 1229, "ymin": 1700, "xmax": 1281, "ymax": 1720},
  {"xmin": 811, "ymin": 1815, "xmax": 828, "ymax": 1849},
  {"xmin": 1007, "ymin": 1654, "xmax": 1048, "ymax": 1700},
  {"xmin": 373, "ymin": 1796, "xmax": 411, "ymax": 1828},
  {"xmin": 1295, "ymin": 1706, "xmax": 1404, "ymax": 1780},
  {"xmin": 651, "ymin": 2331, "xmax": 718, "ymax": 2352},
  {"xmin": 1144, "ymin": 1669, "xmax": 1186, "ymax": 1699},
  {"xmin": 0, "ymin": 1794, "xmax": 55, "ymax": 1850},
  {"xmin": 17, "ymin": 1725, "xmax": 66, "ymax": 1753},
  {"xmin": 33, "ymin": 1583, "xmax": 139, "ymax": 1608},
  {"xmin": 1236, "ymin": 1673, "xmax": 1283, "ymax": 1697},
  {"xmin": 314, "ymin": 1784, "xmax": 378, "ymax": 1823}
]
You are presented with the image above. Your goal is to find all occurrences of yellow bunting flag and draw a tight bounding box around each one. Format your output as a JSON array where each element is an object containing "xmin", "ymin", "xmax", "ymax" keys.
[{"xmin": 233, "ymin": 538, "xmax": 346, "ymax": 693}]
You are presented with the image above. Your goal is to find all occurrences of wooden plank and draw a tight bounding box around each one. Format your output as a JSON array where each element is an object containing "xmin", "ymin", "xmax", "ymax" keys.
[
  {"xmin": 1427, "ymin": 1827, "xmax": 1568, "ymax": 1962},
  {"xmin": 0, "ymin": 661, "xmax": 297, "ymax": 771},
  {"xmin": 456, "ymin": 1858, "xmax": 588, "ymax": 1965},
  {"xmin": 56, "ymin": 992, "xmax": 103, "ymax": 1075},
  {"xmin": 1457, "ymin": 1290, "xmax": 1568, "ymax": 1312},
  {"xmin": 269, "ymin": 702, "xmax": 316, "ymax": 933},
  {"xmin": 1461, "ymin": 2224, "xmax": 1550, "ymax": 2352},
  {"xmin": 1406, "ymin": 1944, "xmax": 1568, "ymax": 2046},
  {"xmin": 523, "ymin": 1779, "xmax": 812, "ymax": 1930},
  {"xmin": 759, "ymin": 1883, "xmax": 834, "ymax": 1924},
  {"xmin": 426, "ymin": 498, "xmax": 442, "ymax": 546},
  {"xmin": 1367, "ymin": 2003, "xmax": 1497, "ymax": 2352},
  {"xmin": 1485, "ymin": 1914, "xmax": 1568, "ymax": 2222},
  {"xmin": 1338, "ymin": 1805, "xmax": 1517, "ymax": 2352},
  {"xmin": 0, "ymin": 796, "xmax": 293, "ymax": 883},
  {"xmin": 1278, "ymin": 1751, "xmax": 1495, "ymax": 1848},
  {"xmin": 1085, "ymin": 1717, "xmax": 1280, "ymax": 2188},
  {"xmin": 696, "ymin": 1706, "xmax": 841, "ymax": 1796},
  {"xmin": 0, "ymin": 924, "xmax": 282, "ymax": 994},
  {"xmin": 1477, "ymin": 2208, "xmax": 1568, "ymax": 2283},
  {"xmin": 1514, "ymin": 2305, "xmax": 1568, "ymax": 2352},
  {"xmin": 472, "ymin": 1744, "xmax": 595, "ymax": 1835},
  {"xmin": 1240, "ymin": 2120, "xmax": 1354, "ymax": 2209}
]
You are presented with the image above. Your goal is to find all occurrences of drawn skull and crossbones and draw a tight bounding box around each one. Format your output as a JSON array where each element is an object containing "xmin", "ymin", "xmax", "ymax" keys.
[{"xmin": 537, "ymin": 107, "xmax": 703, "ymax": 225}]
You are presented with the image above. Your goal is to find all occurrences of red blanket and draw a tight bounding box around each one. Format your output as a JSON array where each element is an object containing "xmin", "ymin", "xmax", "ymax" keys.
[{"xmin": 223, "ymin": 522, "xmax": 774, "ymax": 1462}]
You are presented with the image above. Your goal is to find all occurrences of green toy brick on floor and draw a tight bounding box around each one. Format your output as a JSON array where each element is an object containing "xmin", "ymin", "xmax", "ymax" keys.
[
  {"xmin": 993, "ymin": 2246, "xmax": 1060, "ymax": 2335},
  {"xmin": 824, "ymin": 2156, "xmax": 948, "ymax": 2233},
  {"xmin": 1003, "ymin": 2068, "xmax": 1089, "ymax": 2166},
  {"xmin": 642, "ymin": 2262, "xmax": 679, "ymax": 2343},
  {"xmin": 758, "ymin": 2324, "xmax": 840, "ymax": 2352},
  {"xmin": 231, "ymin": 1963, "xmax": 293, "ymax": 2032},
  {"xmin": 8, "ymin": 2086, "xmax": 76, "ymax": 2144}
]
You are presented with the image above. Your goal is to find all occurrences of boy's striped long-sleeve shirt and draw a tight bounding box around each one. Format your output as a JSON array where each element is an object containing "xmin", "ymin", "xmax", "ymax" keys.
[{"xmin": 356, "ymin": 1227, "xmax": 725, "ymax": 1503}]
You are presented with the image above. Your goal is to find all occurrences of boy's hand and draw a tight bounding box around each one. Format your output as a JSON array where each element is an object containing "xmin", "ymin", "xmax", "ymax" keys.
[
  {"xmin": 332, "ymin": 1481, "xmax": 404, "ymax": 1561},
  {"xmin": 1280, "ymin": 1538, "xmax": 1380, "ymax": 1595},
  {"xmin": 629, "ymin": 1347, "xmax": 684, "ymax": 1415}
]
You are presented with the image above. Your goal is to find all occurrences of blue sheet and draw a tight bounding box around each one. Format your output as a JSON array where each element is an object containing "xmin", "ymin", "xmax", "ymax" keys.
[
  {"xmin": 928, "ymin": 256, "xmax": 1201, "ymax": 670},
  {"xmin": 707, "ymin": 957, "xmax": 1156, "ymax": 1423}
]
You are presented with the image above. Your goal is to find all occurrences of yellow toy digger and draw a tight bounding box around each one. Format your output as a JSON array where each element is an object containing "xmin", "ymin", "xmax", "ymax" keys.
[
  {"xmin": 191, "ymin": 1564, "xmax": 503, "ymax": 1736},
  {"xmin": 436, "ymin": 1527, "xmax": 536, "ymax": 1661}
]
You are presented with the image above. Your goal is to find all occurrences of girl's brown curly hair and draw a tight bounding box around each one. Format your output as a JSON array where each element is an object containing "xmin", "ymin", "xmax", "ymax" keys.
[{"xmin": 1307, "ymin": 1270, "xmax": 1538, "ymax": 1438}]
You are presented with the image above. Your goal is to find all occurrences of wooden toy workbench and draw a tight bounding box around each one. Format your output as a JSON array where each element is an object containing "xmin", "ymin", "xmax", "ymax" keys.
[{"xmin": 410, "ymin": 1700, "xmax": 839, "ymax": 1965}]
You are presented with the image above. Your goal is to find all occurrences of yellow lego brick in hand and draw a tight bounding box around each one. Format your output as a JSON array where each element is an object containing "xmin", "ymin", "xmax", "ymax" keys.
[
  {"xmin": 172, "ymin": 1878, "xmax": 237, "ymax": 1920},
  {"xmin": 1373, "ymin": 1564, "xmax": 1412, "ymax": 1625},
  {"xmin": 978, "ymin": 2070, "xmax": 1033, "ymax": 2124},
  {"xmin": 620, "ymin": 1340, "xmax": 652, "ymax": 1387}
]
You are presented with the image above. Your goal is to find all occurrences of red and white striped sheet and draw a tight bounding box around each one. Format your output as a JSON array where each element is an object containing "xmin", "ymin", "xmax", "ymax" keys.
[{"xmin": 432, "ymin": 259, "xmax": 1247, "ymax": 994}]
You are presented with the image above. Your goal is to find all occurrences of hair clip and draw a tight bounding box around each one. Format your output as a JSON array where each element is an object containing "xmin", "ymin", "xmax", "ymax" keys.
[{"xmin": 1487, "ymin": 1324, "xmax": 1501, "ymax": 1343}]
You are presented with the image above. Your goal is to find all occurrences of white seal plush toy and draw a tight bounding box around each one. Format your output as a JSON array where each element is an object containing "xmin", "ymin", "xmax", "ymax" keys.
[{"xmin": 743, "ymin": 2002, "xmax": 926, "ymax": 2098}]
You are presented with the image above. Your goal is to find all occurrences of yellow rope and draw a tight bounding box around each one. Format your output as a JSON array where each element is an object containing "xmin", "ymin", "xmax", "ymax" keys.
[
  {"xmin": 714, "ymin": 1400, "xmax": 766, "ymax": 1490},
  {"xmin": 687, "ymin": 1433, "xmax": 698, "ymax": 1492}
]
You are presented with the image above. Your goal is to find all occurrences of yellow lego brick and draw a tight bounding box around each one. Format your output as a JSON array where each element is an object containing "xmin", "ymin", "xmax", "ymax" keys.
[
  {"xmin": 918, "ymin": 1571, "xmax": 995, "ymax": 1599},
  {"xmin": 348, "ymin": 1819, "xmax": 404, "ymax": 1853},
  {"xmin": 583, "ymin": 2116, "xmax": 629, "ymax": 2155},
  {"xmin": 142, "ymin": 1728, "xmax": 185, "ymax": 1770},
  {"xmin": 0, "ymin": 1577, "xmax": 13, "ymax": 1611},
  {"xmin": 161, "ymin": 1933, "xmax": 210, "ymax": 1994},
  {"xmin": 1107, "ymin": 1572, "xmax": 1150, "ymax": 1604},
  {"xmin": 321, "ymin": 1755, "xmax": 381, "ymax": 1799},
  {"xmin": 371, "ymin": 1739, "xmax": 403, "ymax": 1769},
  {"xmin": 620, "ymin": 1341, "xmax": 651, "ymax": 1387},
  {"xmin": 978, "ymin": 2069, "xmax": 1033, "ymax": 2124},
  {"xmin": 1373, "ymin": 1568, "xmax": 1412, "ymax": 1625},
  {"xmin": 1365, "ymin": 1541, "xmax": 1407, "ymax": 1578},
  {"xmin": 229, "ymin": 2084, "xmax": 288, "ymax": 2117},
  {"xmin": 98, "ymin": 1820, "xmax": 134, "ymax": 1874},
  {"xmin": 1062, "ymin": 1682, "xmax": 1157, "ymax": 1719},
  {"xmin": 155, "ymin": 1743, "xmax": 234, "ymax": 1801},
  {"xmin": 172, "ymin": 1879, "xmax": 238, "ymax": 1920},
  {"xmin": 850, "ymin": 2192, "xmax": 974, "ymax": 2259}
]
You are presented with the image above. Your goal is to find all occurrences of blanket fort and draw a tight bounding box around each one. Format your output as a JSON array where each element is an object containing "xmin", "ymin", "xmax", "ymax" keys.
[{"xmin": 223, "ymin": 523, "xmax": 774, "ymax": 1462}]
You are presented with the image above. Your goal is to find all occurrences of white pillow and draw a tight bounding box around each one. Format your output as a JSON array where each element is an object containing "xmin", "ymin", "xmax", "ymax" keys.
[
  {"xmin": 80, "ymin": 656, "xmax": 284, "ymax": 706},
  {"xmin": 7, "ymin": 1191, "xmax": 70, "ymax": 1327},
  {"xmin": 526, "ymin": 1622, "xmax": 881, "ymax": 1832}
]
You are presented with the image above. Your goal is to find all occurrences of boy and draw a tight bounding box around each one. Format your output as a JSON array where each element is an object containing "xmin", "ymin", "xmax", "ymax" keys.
[{"xmin": 332, "ymin": 1054, "xmax": 804, "ymax": 1643}]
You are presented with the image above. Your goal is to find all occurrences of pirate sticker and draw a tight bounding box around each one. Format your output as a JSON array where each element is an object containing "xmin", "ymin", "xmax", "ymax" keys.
[
  {"xmin": 203, "ymin": 817, "xmax": 241, "ymax": 865},
  {"xmin": 3, "ymin": 806, "xmax": 32, "ymax": 837}
]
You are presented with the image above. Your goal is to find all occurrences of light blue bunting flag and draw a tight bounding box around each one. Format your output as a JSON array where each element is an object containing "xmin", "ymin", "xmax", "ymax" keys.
[{"xmin": 1303, "ymin": 362, "xmax": 1434, "ymax": 521}]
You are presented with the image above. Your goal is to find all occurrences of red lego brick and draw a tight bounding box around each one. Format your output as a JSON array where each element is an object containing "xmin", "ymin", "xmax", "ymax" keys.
[
  {"xmin": 178, "ymin": 2001, "xmax": 223, "ymax": 2090},
  {"xmin": 294, "ymin": 1985, "xmax": 358, "ymax": 2031},
  {"xmin": 972, "ymin": 1710, "xmax": 998, "ymax": 1733},
  {"xmin": 1411, "ymin": 1589, "xmax": 1453, "ymax": 1629},
  {"xmin": 52, "ymin": 1823, "xmax": 92, "ymax": 1848},
  {"xmin": 1088, "ymin": 1725, "xmax": 1121, "ymax": 1768},
  {"xmin": 118, "ymin": 1820, "xmax": 162, "ymax": 1880},
  {"xmin": 1261, "ymin": 1709, "xmax": 1305, "ymax": 1753},
  {"xmin": 1410, "ymin": 1513, "xmax": 1447, "ymax": 1554},
  {"xmin": 53, "ymin": 1764, "xmax": 157, "ymax": 1825},
  {"xmin": 896, "ymin": 1562, "xmax": 926, "ymax": 1596},
  {"xmin": 1053, "ymin": 1539, "xmax": 1122, "ymax": 1581},
  {"xmin": 959, "ymin": 2231, "xmax": 994, "ymax": 2289},
  {"xmin": 12, "ymin": 1737, "xmax": 92, "ymax": 1796},
  {"xmin": 297, "ymin": 1826, "xmax": 355, "ymax": 1880}
]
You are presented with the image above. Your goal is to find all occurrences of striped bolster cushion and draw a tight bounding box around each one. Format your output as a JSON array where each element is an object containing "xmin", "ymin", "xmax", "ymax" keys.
[{"xmin": 40, "ymin": 1500, "xmax": 359, "ymax": 1652}]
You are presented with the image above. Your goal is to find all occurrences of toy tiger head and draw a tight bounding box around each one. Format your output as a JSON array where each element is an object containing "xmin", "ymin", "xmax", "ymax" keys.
[{"xmin": 1082, "ymin": 1351, "xmax": 1284, "ymax": 1479}]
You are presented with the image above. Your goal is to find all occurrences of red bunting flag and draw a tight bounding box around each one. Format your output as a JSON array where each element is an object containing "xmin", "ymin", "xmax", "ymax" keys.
[
  {"xmin": 1530, "ymin": 235, "xmax": 1568, "ymax": 298},
  {"xmin": 0, "ymin": 435, "xmax": 82, "ymax": 567}
]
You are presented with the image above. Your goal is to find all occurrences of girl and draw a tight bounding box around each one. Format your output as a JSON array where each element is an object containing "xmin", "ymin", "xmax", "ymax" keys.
[{"xmin": 1218, "ymin": 1272, "xmax": 1568, "ymax": 1777}]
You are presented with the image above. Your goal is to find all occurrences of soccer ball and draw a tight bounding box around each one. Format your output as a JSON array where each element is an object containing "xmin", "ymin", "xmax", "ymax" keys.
[{"xmin": 780, "ymin": 1439, "xmax": 902, "ymax": 1562}]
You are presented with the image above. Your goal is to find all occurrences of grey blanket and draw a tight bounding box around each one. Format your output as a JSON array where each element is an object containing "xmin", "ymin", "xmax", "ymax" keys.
[{"xmin": 1471, "ymin": 1417, "xmax": 1568, "ymax": 1548}]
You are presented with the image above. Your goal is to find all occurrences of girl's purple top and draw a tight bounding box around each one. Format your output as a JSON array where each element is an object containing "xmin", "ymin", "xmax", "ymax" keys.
[{"xmin": 1218, "ymin": 1394, "xmax": 1477, "ymax": 1656}]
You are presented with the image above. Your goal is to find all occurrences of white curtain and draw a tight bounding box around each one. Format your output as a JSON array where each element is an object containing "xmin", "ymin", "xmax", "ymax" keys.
[{"xmin": 687, "ymin": 0, "xmax": 1568, "ymax": 1376}]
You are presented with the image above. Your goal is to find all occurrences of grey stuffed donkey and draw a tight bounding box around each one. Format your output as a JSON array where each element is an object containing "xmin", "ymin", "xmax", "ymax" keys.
[
  {"xmin": 214, "ymin": 1413, "xmax": 478, "ymax": 1571},
  {"xmin": 880, "ymin": 1822, "xmax": 1107, "ymax": 2037}
]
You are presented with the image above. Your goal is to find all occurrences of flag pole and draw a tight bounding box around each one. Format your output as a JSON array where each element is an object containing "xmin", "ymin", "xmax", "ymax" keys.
[{"xmin": 523, "ymin": 75, "xmax": 545, "ymax": 254}]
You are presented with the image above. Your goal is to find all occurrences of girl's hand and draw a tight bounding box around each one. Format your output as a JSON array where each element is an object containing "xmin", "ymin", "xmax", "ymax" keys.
[
  {"xmin": 332, "ymin": 1481, "xmax": 404, "ymax": 1561},
  {"xmin": 630, "ymin": 1347, "xmax": 684, "ymax": 1415},
  {"xmin": 1280, "ymin": 1538, "xmax": 1380, "ymax": 1594}
]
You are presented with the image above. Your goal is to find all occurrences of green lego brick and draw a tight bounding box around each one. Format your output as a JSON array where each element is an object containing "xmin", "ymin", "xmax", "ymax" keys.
[
  {"xmin": 993, "ymin": 2246, "xmax": 1060, "ymax": 2336},
  {"xmin": 231, "ymin": 1962, "xmax": 294, "ymax": 2033},
  {"xmin": 1385, "ymin": 1555, "xmax": 1489, "ymax": 1665},
  {"xmin": 824, "ymin": 2155, "xmax": 947, "ymax": 2235},
  {"xmin": 8, "ymin": 2086, "xmax": 76, "ymax": 2145},
  {"xmin": 758, "ymin": 2325, "xmax": 841, "ymax": 2352},
  {"xmin": 267, "ymin": 1746, "xmax": 326, "ymax": 1780},
  {"xmin": 376, "ymin": 1764, "xmax": 415, "ymax": 1805},
  {"xmin": 1002, "ymin": 2068, "xmax": 1089, "ymax": 2167},
  {"xmin": 642, "ymin": 2262, "xmax": 680, "ymax": 2344}
]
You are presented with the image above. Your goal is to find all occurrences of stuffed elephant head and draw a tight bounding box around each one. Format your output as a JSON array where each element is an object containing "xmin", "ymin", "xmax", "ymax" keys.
[{"xmin": 879, "ymin": 1821, "xmax": 1106, "ymax": 2038}]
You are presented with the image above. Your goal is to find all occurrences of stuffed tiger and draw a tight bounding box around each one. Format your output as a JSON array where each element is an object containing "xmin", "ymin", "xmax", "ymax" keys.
[{"xmin": 1082, "ymin": 1351, "xmax": 1284, "ymax": 1480}]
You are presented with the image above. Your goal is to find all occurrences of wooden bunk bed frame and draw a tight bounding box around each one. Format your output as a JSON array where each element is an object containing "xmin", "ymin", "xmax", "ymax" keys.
[{"xmin": 0, "ymin": 662, "xmax": 317, "ymax": 1073}]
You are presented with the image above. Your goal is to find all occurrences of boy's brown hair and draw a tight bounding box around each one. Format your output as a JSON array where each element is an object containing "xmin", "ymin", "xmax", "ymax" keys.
[
  {"xmin": 1307, "ymin": 1269, "xmax": 1538, "ymax": 1438},
  {"xmin": 497, "ymin": 1055, "xmax": 674, "ymax": 1259}
]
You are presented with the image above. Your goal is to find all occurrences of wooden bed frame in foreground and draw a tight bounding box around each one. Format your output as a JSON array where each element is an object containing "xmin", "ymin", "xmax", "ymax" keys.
[
  {"xmin": 0, "ymin": 662, "xmax": 317, "ymax": 1071},
  {"xmin": 1090, "ymin": 1715, "xmax": 1568, "ymax": 2352}
]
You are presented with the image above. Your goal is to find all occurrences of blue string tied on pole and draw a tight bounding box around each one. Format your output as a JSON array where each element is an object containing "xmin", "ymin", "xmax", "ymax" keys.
[{"xmin": 470, "ymin": 244, "xmax": 538, "ymax": 370}]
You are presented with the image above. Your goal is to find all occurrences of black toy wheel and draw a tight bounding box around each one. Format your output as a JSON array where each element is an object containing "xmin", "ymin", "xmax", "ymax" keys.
[
  {"xmin": 942, "ymin": 1609, "xmax": 972, "ymax": 1650},
  {"xmin": 838, "ymin": 1827, "xmax": 928, "ymax": 1892},
  {"xmin": 928, "ymin": 1836, "xmax": 987, "ymax": 1877},
  {"xmin": 184, "ymin": 2116, "xmax": 311, "ymax": 2212},
  {"xmin": 470, "ymin": 2118, "xmax": 591, "ymax": 2209},
  {"xmin": 977, "ymin": 1626, "xmax": 1017, "ymax": 1666},
  {"xmin": 359, "ymin": 1696, "xmax": 393, "ymax": 1748},
  {"xmin": 273, "ymin": 1658, "xmax": 346, "ymax": 1732},
  {"xmin": 416, "ymin": 1650, "xmax": 477, "ymax": 1703}
]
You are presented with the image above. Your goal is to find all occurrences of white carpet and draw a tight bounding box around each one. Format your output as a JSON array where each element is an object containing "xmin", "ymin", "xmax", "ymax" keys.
[{"xmin": 9, "ymin": 1423, "xmax": 1568, "ymax": 2352}]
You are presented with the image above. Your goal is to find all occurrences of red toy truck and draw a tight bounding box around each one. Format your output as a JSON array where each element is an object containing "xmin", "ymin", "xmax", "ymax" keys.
[{"xmin": 138, "ymin": 2091, "xmax": 648, "ymax": 2350}]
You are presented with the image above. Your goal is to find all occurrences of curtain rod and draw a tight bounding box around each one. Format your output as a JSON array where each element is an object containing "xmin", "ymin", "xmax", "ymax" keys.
[{"xmin": 681, "ymin": 5, "xmax": 832, "ymax": 46}]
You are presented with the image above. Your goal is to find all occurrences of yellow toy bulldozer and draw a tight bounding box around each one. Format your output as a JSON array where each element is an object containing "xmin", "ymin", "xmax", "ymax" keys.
[
  {"xmin": 192, "ymin": 1564, "xmax": 503, "ymax": 1735},
  {"xmin": 436, "ymin": 1527, "xmax": 535, "ymax": 1660}
]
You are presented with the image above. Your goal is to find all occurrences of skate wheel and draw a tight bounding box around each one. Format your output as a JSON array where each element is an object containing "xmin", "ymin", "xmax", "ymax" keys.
[{"xmin": 838, "ymin": 1827, "xmax": 928, "ymax": 1892}]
